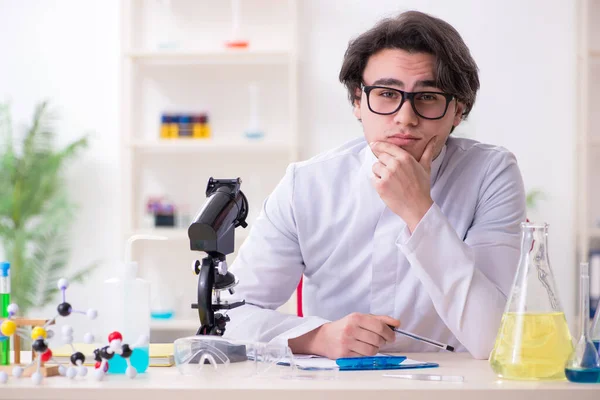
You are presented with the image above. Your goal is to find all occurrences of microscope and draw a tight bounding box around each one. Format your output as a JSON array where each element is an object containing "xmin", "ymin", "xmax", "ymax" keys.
[{"xmin": 188, "ymin": 177, "xmax": 249, "ymax": 337}]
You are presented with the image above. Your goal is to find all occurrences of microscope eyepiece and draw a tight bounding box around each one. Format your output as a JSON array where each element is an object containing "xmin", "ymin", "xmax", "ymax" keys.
[{"xmin": 188, "ymin": 177, "xmax": 248, "ymax": 256}]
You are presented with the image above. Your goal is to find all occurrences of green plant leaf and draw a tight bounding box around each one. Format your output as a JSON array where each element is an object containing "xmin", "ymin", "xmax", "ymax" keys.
[
  {"xmin": 526, "ymin": 189, "xmax": 545, "ymax": 210},
  {"xmin": 0, "ymin": 101, "xmax": 97, "ymax": 315}
]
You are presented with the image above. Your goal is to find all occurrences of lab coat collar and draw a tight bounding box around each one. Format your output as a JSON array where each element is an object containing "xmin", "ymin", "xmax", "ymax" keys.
[{"xmin": 362, "ymin": 139, "xmax": 447, "ymax": 185}]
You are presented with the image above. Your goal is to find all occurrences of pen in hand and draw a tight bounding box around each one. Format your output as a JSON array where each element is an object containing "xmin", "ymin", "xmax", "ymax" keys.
[{"xmin": 389, "ymin": 326, "xmax": 455, "ymax": 352}]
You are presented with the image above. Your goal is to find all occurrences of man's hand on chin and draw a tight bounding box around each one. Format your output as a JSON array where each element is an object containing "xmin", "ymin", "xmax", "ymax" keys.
[{"xmin": 370, "ymin": 137, "xmax": 436, "ymax": 233}]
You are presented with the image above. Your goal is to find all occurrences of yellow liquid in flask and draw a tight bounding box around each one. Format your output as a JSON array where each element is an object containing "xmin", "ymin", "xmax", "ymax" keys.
[{"xmin": 489, "ymin": 312, "xmax": 573, "ymax": 380}]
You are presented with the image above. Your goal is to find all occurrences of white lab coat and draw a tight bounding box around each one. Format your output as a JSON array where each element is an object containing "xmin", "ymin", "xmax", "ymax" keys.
[{"xmin": 222, "ymin": 136, "xmax": 527, "ymax": 359}]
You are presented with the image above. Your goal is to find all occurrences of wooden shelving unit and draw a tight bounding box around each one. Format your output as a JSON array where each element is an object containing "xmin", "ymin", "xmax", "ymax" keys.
[{"xmin": 119, "ymin": 0, "xmax": 300, "ymax": 337}]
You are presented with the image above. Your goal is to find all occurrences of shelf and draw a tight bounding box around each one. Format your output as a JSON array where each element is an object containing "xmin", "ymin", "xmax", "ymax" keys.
[
  {"xmin": 150, "ymin": 318, "xmax": 199, "ymax": 331},
  {"xmin": 128, "ymin": 139, "xmax": 293, "ymax": 154},
  {"xmin": 124, "ymin": 49, "xmax": 292, "ymax": 65},
  {"xmin": 129, "ymin": 228, "xmax": 189, "ymax": 240},
  {"xmin": 129, "ymin": 228, "xmax": 250, "ymax": 241}
]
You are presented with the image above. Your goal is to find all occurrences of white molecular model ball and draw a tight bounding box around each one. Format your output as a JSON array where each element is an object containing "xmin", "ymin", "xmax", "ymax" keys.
[
  {"xmin": 12, "ymin": 366, "xmax": 23, "ymax": 378},
  {"xmin": 57, "ymin": 278, "xmax": 69, "ymax": 290},
  {"xmin": 6, "ymin": 304, "xmax": 18, "ymax": 314},
  {"xmin": 109, "ymin": 339, "xmax": 122, "ymax": 352},
  {"xmin": 31, "ymin": 372, "xmax": 43, "ymax": 385},
  {"xmin": 86, "ymin": 309, "xmax": 97, "ymax": 320},
  {"xmin": 66, "ymin": 367, "xmax": 77, "ymax": 379},
  {"xmin": 94, "ymin": 369, "xmax": 105, "ymax": 381},
  {"xmin": 83, "ymin": 332, "xmax": 95, "ymax": 344},
  {"xmin": 0, "ymin": 371, "xmax": 8, "ymax": 384},
  {"xmin": 61, "ymin": 325, "xmax": 73, "ymax": 336},
  {"xmin": 126, "ymin": 366, "xmax": 138, "ymax": 379},
  {"xmin": 58, "ymin": 365, "xmax": 67, "ymax": 376},
  {"xmin": 78, "ymin": 366, "xmax": 88, "ymax": 377}
]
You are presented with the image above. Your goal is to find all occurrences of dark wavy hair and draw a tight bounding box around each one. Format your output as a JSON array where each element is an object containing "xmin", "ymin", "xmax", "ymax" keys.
[{"xmin": 339, "ymin": 10, "xmax": 480, "ymax": 120}]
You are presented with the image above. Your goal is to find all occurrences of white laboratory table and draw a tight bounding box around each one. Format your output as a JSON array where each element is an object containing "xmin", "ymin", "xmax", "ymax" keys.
[{"xmin": 0, "ymin": 352, "xmax": 598, "ymax": 400}]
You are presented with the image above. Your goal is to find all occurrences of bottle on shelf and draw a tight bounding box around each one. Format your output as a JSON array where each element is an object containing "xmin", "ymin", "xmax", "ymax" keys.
[
  {"xmin": 178, "ymin": 115, "xmax": 192, "ymax": 138},
  {"xmin": 244, "ymin": 82, "xmax": 264, "ymax": 140},
  {"xmin": 192, "ymin": 113, "xmax": 211, "ymax": 139},
  {"xmin": 225, "ymin": 0, "xmax": 249, "ymax": 49},
  {"xmin": 160, "ymin": 115, "xmax": 172, "ymax": 139},
  {"xmin": 159, "ymin": 113, "xmax": 179, "ymax": 139}
]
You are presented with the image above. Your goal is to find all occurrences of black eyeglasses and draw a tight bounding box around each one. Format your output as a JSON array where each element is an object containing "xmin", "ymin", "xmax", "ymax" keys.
[{"xmin": 362, "ymin": 85, "xmax": 455, "ymax": 120}]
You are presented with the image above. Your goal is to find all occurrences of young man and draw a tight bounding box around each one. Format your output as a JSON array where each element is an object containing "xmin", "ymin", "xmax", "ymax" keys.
[{"xmin": 222, "ymin": 10, "xmax": 526, "ymax": 360}]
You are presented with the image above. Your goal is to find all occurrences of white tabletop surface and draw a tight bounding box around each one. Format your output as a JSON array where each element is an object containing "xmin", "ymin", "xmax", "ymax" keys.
[{"xmin": 1, "ymin": 352, "xmax": 599, "ymax": 400}]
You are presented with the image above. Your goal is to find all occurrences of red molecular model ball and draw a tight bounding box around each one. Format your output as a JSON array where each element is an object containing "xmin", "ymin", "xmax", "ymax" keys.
[
  {"xmin": 41, "ymin": 349, "xmax": 52, "ymax": 362},
  {"xmin": 95, "ymin": 361, "xmax": 109, "ymax": 372},
  {"xmin": 108, "ymin": 331, "xmax": 123, "ymax": 342}
]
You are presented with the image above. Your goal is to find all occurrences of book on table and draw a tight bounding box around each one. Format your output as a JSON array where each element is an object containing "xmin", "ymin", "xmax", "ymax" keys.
[{"xmin": 50, "ymin": 343, "xmax": 174, "ymax": 367}]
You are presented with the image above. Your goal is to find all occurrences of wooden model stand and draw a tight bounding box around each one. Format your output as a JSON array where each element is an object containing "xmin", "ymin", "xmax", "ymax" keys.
[{"xmin": 0, "ymin": 317, "xmax": 58, "ymax": 377}]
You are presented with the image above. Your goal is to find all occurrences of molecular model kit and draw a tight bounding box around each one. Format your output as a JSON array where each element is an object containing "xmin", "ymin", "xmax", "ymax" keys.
[{"xmin": 0, "ymin": 278, "xmax": 146, "ymax": 385}]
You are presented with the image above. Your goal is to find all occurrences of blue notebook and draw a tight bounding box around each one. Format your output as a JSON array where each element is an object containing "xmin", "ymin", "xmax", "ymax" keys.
[
  {"xmin": 287, "ymin": 354, "xmax": 439, "ymax": 371},
  {"xmin": 337, "ymin": 356, "xmax": 438, "ymax": 371}
]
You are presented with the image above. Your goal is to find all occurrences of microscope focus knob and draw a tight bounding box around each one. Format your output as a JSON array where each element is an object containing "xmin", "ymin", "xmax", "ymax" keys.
[
  {"xmin": 192, "ymin": 260, "xmax": 201, "ymax": 275},
  {"xmin": 217, "ymin": 261, "xmax": 228, "ymax": 275}
]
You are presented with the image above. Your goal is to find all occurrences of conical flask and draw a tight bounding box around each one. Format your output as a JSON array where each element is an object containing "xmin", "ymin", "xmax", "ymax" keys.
[
  {"xmin": 489, "ymin": 222, "xmax": 573, "ymax": 380},
  {"xmin": 565, "ymin": 262, "xmax": 600, "ymax": 383}
]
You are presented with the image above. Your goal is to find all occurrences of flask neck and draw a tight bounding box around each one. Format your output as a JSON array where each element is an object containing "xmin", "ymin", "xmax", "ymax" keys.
[
  {"xmin": 522, "ymin": 224, "xmax": 550, "ymax": 259},
  {"xmin": 579, "ymin": 263, "xmax": 590, "ymax": 340},
  {"xmin": 518, "ymin": 222, "xmax": 562, "ymax": 312}
]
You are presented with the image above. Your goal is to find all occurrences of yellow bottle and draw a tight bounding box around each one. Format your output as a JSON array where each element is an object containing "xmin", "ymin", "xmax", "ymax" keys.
[
  {"xmin": 168, "ymin": 115, "xmax": 179, "ymax": 138},
  {"xmin": 192, "ymin": 115, "xmax": 203, "ymax": 139},
  {"xmin": 160, "ymin": 115, "xmax": 171, "ymax": 139},
  {"xmin": 489, "ymin": 312, "xmax": 573, "ymax": 380},
  {"xmin": 200, "ymin": 114, "xmax": 211, "ymax": 138}
]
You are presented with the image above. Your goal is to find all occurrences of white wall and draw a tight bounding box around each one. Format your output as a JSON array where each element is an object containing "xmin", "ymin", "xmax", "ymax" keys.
[
  {"xmin": 0, "ymin": 0, "xmax": 122, "ymax": 337},
  {"xmin": 0, "ymin": 0, "xmax": 578, "ymax": 334}
]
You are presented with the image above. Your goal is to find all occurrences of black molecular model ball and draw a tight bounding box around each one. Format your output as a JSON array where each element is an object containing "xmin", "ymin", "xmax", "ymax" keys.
[
  {"xmin": 121, "ymin": 344, "xmax": 133, "ymax": 358},
  {"xmin": 32, "ymin": 338, "xmax": 48, "ymax": 353},
  {"xmin": 100, "ymin": 346, "xmax": 114, "ymax": 360},
  {"xmin": 93, "ymin": 348, "xmax": 102, "ymax": 362},
  {"xmin": 70, "ymin": 351, "xmax": 85, "ymax": 366},
  {"xmin": 57, "ymin": 302, "xmax": 72, "ymax": 317}
]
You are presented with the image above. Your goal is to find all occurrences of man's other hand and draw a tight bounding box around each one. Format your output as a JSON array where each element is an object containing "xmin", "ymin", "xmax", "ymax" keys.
[{"xmin": 288, "ymin": 313, "xmax": 400, "ymax": 359}]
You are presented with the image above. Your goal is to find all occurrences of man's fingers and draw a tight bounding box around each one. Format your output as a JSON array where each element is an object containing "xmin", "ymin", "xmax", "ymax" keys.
[
  {"xmin": 339, "ymin": 350, "xmax": 364, "ymax": 358},
  {"xmin": 348, "ymin": 339, "xmax": 379, "ymax": 356},
  {"xmin": 419, "ymin": 136, "xmax": 437, "ymax": 171},
  {"xmin": 354, "ymin": 326, "xmax": 387, "ymax": 347},
  {"xmin": 372, "ymin": 162, "xmax": 386, "ymax": 179},
  {"xmin": 375, "ymin": 152, "xmax": 396, "ymax": 167},
  {"xmin": 359, "ymin": 315, "xmax": 397, "ymax": 343},
  {"xmin": 374, "ymin": 315, "xmax": 401, "ymax": 328},
  {"xmin": 370, "ymin": 141, "xmax": 408, "ymax": 159}
]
